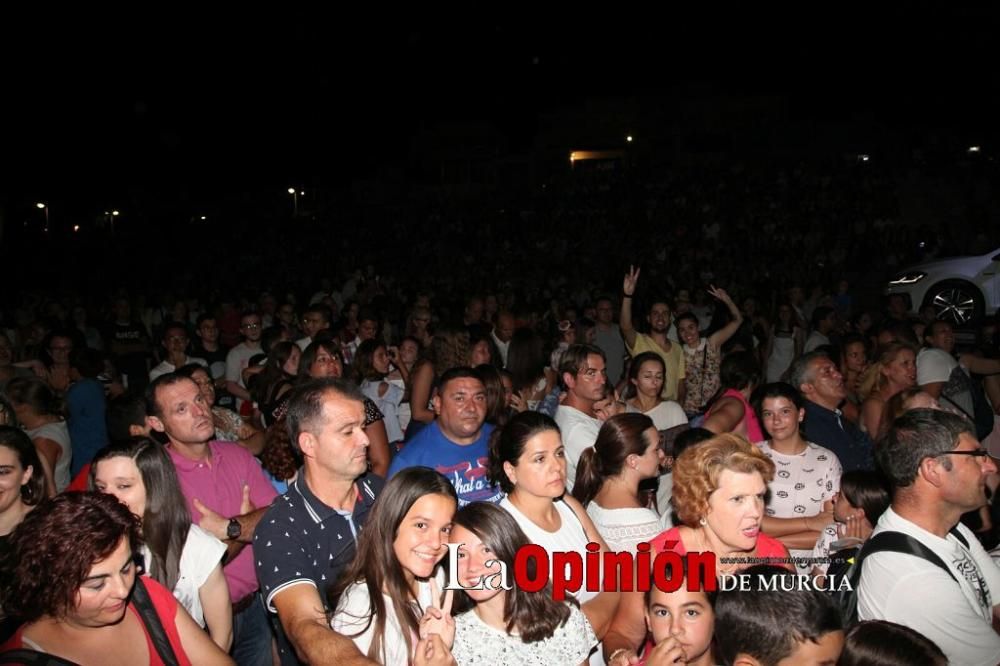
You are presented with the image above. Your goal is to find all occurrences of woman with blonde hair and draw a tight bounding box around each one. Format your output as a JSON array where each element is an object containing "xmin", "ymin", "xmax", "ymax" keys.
[{"xmin": 858, "ymin": 342, "xmax": 917, "ymax": 440}]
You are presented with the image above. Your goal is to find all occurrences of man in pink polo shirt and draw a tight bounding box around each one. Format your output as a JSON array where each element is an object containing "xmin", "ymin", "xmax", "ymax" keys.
[{"xmin": 146, "ymin": 373, "xmax": 278, "ymax": 666}]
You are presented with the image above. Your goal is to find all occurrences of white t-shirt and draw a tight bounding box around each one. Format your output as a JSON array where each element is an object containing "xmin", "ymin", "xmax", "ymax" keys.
[
  {"xmin": 554, "ymin": 405, "xmax": 601, "ymax": 493},
  {"xmin": 804, "ymin": 331, "xmax": 830, "ymax": 353},
  {"xmin": 858, "ymin": 507, "xmax": 1000, "ymax": 666},
  {"xmin": 141, "ymin": 524, "xmax": 226, "ymax": 627},
  {"xmin": 331, "ymin": 570, "xmax": 441, "ymax": 666},
  {"xmin": 625, "ymin": 400, "xmax": 687, "ymax": 431},
  {"xmin": 149, "ymin": 356, "xmax": 207, "ymax": 381},
  {"xmin": 917, "ymin": 347, "xmax": 975, "ymax": 418},
  {"xmin": 452, "ymin": 602, "xmax": 596, "ymax": 665},
  {"xmin": 26, "ymin": 421, "xmax": 72, "ymax": 492},
  {"xmin": 758, "ymin": 441, "xmax": 842, "ymax": 574}
]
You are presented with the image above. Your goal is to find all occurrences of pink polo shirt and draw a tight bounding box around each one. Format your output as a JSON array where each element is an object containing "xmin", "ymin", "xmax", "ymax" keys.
[{"xmin": 167, "ymin": 440, "xmax": 278, "ymax": 603}]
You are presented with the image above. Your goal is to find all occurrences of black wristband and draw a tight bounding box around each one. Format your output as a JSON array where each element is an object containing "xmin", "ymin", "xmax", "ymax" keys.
[{"xmin": 622, "ymin": 293, "xmax": 633, "ymax": 299}]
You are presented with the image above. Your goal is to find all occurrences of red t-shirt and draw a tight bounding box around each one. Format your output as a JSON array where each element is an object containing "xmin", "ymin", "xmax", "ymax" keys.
[
  {"xmin": 2, "ymin": 576, "xmax": 192, "ymax": 666},
  {"xmin": 650, "ymin": 525, "xmax": 789, "ymax": 563}
]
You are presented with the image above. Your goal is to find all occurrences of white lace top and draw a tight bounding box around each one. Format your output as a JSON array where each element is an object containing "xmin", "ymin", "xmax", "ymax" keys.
[
  {"xmin": 585, "ymin": 503, "xmax": 670, "ymax": 554},
  {"xmin": 452, "ymin": 602, "xmax": 596, "ymax": 665}
]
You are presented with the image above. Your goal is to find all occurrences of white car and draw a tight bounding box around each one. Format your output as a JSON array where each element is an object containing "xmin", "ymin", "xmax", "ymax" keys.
[{"xmin": 885, "ymin": 246, "xmax": 1000, "ymax": 326}]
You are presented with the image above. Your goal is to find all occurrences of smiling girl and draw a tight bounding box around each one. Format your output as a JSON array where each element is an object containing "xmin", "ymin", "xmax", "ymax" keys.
[{"xmin": 330, "ymin": 467, "xmax": 458, "ymax": 665}]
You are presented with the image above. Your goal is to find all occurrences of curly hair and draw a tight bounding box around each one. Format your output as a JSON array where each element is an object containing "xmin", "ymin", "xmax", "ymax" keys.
[
  {"xmin": 431, "ymin": 327, "xmax": 471, "ymax": 378},
  {"xmin": 0, "ymin": 491, "xmax": 142, "ymax": 622},
  {"xmin": 671, "ymin": 433, "xmax": 775, "ymax": 527}
]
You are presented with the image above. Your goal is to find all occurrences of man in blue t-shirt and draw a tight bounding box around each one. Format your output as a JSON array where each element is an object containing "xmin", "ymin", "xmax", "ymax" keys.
[{"xmin": 389, "ymin": 367, "xmax": 502, "ymax": 505}]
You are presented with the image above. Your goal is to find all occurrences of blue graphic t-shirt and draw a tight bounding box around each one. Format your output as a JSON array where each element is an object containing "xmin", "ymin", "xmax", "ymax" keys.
[{"xmin": 388, "ymin": 421, "xmax": 503, "ymax": 505}]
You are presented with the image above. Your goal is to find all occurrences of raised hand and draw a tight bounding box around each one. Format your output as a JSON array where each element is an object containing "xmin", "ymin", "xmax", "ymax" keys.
[
  {"xmin": 239, "ymin": 484, "xmax": 255, "ymax": 516},
  {"xmin": 707, "ymin": 285, "xmax": 734, "ymax": 306},
  {"xmin": 419, "ymin": 579, "xmax": 455, "ymax": 648},
  {"xmin": 623, "ymin": 265, "xmax": 641, "ymax": 297},
  {"xmin": 192, "ymin": 498, "xmax": 230, "ymax": 541}
]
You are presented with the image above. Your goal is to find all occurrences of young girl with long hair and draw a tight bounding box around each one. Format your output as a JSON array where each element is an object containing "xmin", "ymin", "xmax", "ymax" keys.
[
  {"xmin": 330, "ymin": 467, "xmax": 458, "ymax": 665},
  {"xmin": 91, "ymin": 438, "xmax": 232, "ymax": 650},
  {"xmin": 353, "ymin": 338, "xmax": 406, "ymax": 446},
  {"xmin": 449, "ymin": 501, "xmax": 597, "ymax": 664}
]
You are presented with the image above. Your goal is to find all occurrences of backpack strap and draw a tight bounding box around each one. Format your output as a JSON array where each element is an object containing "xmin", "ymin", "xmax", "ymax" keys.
[
  {"xmin": 851, "ymin": 530, "xmax": 958, "ymax": 588},
  {"xmin": 131, "ymin": 577, "xmax": 180, "ymax": 666}
]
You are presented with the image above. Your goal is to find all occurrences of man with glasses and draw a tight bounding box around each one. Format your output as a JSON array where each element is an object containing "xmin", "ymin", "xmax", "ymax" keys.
[
  {"xmin": 555, "ymin": 344, "xmax": 610, "ymax": 491},
  {"xmin": 226, "ymin": 312, "xmax": 263, "ymax": 409},
  {"xmin": 858, "ymin": 408, "xmax": 1000, "ymax": 665}
]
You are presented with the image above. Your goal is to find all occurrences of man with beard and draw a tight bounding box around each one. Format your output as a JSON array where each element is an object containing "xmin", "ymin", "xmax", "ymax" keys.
[
  {"xmin": 620, "ymin": 266, "xmax": 686, "ymax": 402},
  {"xmin": 858, "ymin": 409, "xmax": 1000, "ymax": 666}
]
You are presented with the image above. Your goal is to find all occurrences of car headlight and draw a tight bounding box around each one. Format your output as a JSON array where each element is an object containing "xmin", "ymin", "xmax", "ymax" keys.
[{"xmin": 888, "ymin": 271, "xmax": 927, "ymax": 285}]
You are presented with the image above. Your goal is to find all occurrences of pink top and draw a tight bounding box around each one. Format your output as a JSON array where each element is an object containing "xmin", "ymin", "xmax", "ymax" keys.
[
  {"xmin": 650, "ymin": 526, "xmax": 789, "ymax": 563},
  {"xmin": 708, "ymin": 388, "xmax": 765, "ymax": 443},
  {"xmin": 167, "ymin": 440, "xmax": 277, "ymax": 602}
]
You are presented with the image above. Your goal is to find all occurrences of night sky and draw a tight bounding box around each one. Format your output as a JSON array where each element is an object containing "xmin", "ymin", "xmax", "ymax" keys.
[{"xmin": 5, "ymin": 7, "xmax": 1000, "ymax": 225}]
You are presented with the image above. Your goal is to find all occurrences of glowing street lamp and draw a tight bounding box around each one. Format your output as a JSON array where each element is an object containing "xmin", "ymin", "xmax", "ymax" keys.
[
  {"xmin": 288, "ymin": 188, "xmax": 302, "ymax": 217},
  {"xmin": 968, "ymin": 146, "xmax": 982, "ymax": 154},
  {"xmin": 35, "ymin": 202, "xmax": 49, "ymax": 233},
  {"xmin": 626, "ymin": 135, "xmax": 633, "ymax": 143}
]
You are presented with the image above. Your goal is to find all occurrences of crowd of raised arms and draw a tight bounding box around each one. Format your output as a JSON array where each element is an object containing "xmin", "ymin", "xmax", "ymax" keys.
[{"xmin": 1, "ymin": 157, "xmax": 1000, "ymax": 666}]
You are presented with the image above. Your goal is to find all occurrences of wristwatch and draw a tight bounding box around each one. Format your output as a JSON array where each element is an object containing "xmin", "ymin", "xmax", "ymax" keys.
[{"xmin": 226, "ymin": 518, "xmax": 242, "ymax": 541}]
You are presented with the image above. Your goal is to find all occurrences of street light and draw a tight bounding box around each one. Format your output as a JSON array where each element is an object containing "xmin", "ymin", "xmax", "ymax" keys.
[
  {"xmin": 35, "ymin": 202, "xmax": 49, "ymax": 233},
  {"xmin": 288, "ymin": 188, "xmax": 299, "ymax": 217},
  {"xmin": 626, "ymin": 135, "xmax": 633, "ymax": 143}
]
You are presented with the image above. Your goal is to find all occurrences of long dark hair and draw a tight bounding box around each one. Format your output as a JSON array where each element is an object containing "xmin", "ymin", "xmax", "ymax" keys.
[
  {"xmin": 352, "ymin": 339, "xmax": 387, "ymax": 383},
  {"xmin": 90, "ymin": 438, "xmax": 191, "ymax": 591},
  {"xmin": 251, "ymin": 340, "xmax": 298, "ymax": 404},
  {"xmin": 329, "ymin": 467, "xmax": 457, "ymax": 663},
  {"xmin": 0, "ymin": 426, "xmax": 46, "ymax": 506},
  {"xmin": 451, "ymin": 502, "xmax": 576, "ymax": 642},
  {"xmin": 624, "ymin": 352, "xmax": 666, "ymax": 401},
  {"xmin": 474, "ymin": 364, "xmax": 511, "ymax": 428},
  {"xmin": 572, "ymin": 413, "xmax": 655, "ymax": 506},
  {"xmin": 300, "ymin": 339, "xmax": 344, "ymax": 381},
  {"xmin": 506, "ymin": 328, "xmax": 546, "ymax": 394}
]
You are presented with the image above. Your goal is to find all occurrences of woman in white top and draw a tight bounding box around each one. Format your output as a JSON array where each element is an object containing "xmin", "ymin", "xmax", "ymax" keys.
[
  {"xmin": 572, "ymin": 413, "xmax": 670, "ymax": 553},
  {"xmin": 488, "ymin": 412, "xmax": 619, "ymax": 658},
  {"xmin": 754, "ymin": 382, "xmax": 842, "ymax": 575},
  {"xmin": 623, "ymin": 353, "xmax": 688, "ymax": 431},
  {"xmin": 91, "ymin": 437, "xmax": 232, "ymax": 650},
  {"xmin": 6, "ymin": 376, "xmax": 72, "ymax": 495},
  {"xmin": 450, "ymin": 501, "xmax": 597, "ymax": 665},
  {"xmin": 353, "ymin": 339, "xmax": 407, "ymax": 446},
  {"xmin": 330, "ymin": 467, "xmax": 458, "ymax": 666}
]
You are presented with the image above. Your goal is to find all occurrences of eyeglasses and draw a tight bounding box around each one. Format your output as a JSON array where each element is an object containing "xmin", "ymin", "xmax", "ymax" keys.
[{"xmin": 936, "ymin": 448, "xmax": 991, "ymax": 459}]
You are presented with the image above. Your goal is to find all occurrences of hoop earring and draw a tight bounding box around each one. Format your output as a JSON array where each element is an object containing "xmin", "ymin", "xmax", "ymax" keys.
[{"xmin": 699, "ymin": 517, "xmax": 707, "ymax": 526}]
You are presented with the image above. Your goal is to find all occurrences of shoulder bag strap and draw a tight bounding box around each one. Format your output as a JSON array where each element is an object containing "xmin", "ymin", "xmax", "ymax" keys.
[{"xmin": 132, "ymin": 577, "xmax": 180, "ymax": 666}]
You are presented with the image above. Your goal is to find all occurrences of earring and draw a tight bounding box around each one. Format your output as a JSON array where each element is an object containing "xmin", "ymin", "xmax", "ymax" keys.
[{"xmin": 699, "ymin": 517, "xmax": 707, "ymax": 526}]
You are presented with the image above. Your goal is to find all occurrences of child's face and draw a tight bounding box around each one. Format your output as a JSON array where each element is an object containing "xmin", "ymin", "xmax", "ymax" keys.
[
  {"xmin": 832, "ymin": 491, "xmax": 855, "ymax": 523},
  {"xmin": 645, "ymin": 586, "xmax": 714, "ymax": 664},
  {"xmin": 772, "ymin": 629, "xmax": 844, "ymax": 666}
]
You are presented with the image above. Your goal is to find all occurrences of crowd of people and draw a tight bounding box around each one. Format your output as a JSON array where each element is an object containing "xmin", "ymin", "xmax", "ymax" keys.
[{"xmin": 0, "ymin": 156, "xmax": 999, "ymax": 664}]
